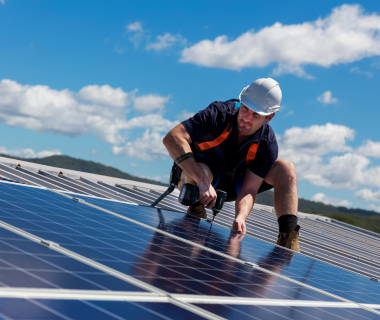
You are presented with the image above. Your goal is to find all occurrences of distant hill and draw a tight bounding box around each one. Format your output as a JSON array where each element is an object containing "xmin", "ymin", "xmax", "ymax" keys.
[
  {"xmin": 0, "ymin": 154, "xmax": 168, "ymax": 187},
  {"xmin": 256, "ymin": 190, "xmax": 379, "ymax": 216},
  {"xmin": 256, "ymin": 190, "xmax": 380, "ymax": 233},
  {"xmin": 337, "ymin": 206, "xmax": 380, "ymax": 216}
]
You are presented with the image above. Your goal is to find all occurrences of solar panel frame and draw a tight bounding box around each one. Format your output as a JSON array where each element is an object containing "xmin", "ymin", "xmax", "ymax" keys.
[
  {"xmin": 0, "ymin": 164, "xmax": 37, "ymax": 186},
  {"xmin": 57, "ymin": 174, "xmax": 116, "ymax": 199},
  {"xmin": 14, "ymin": 167, "xmax": 84, "ymax": 194},
  {"xmin": 79, "ymin": 177, "xmax": 138, "ymax": 203}
]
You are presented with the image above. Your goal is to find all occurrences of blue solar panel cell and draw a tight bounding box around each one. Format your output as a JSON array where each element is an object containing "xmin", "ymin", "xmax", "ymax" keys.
[
  {"xmin": 0, "ymin": 299, "xmax": 207, "ymax": 320},
  {"xmin": 196, "ymin": 304, "xmax": 379, "ymax": 320},
  {"xmin": 0, "ymin": 299, "xmax": 64, "ymax": 320},
  {"xmin": 75, "ymin": 194, "xmax": 380, "ymax": 305},
  {"xmin": 90, "ymin": 301, "xmax": 206, "ymax": 320},
  {"xmin": 0, "ymin": 182, "xmax": 380, "ymax": 319},
  {"xmin": 0, "ymin": 184, "xmax": 342, "ymax": 305},
  {"xmin": 0, "ymin": 223, "xmax": 145, "ymax": 292}
]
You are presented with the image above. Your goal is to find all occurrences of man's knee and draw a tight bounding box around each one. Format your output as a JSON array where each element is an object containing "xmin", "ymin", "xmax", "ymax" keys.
[{"xmin": 266, "ymin": 159, "xmax": 297, "ymax": 185}]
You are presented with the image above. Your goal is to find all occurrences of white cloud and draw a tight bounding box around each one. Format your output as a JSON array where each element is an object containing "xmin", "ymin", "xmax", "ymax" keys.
[
  {"xmin": 279, "ymin": 123, "xmax": 354, "ymax": 156},
  {"xmin": 125, "ymin": 22, "xmax": 148, "ymax": 47},
  {"xmin": 0, "ymin": 79, "xmax": 176, "ymax": 161},
  {"xmin": 357, "ymin": 140, "xmax": 380, "ymax": 158},
  {"xmin": 350, "ymin": 67, "xmax": 373, "ymax": 78},
  {"xmin": 130, "ymin": 163, "xmax": 139, "ymax": 167},
  {"xmin": 124, "ymin": 22, "xmax": 186, "ymax": 52},
  {"xmin": 306, "ymin": 153, "xmax": 371, "ymax": 189},
  {"xmin": 278, "ymin": 123, "xmax": 380, "ymax": 190},
  {"xmin": 355, "ymin": 188, "xmax": 380, "ymax": 202},
  {"xmin": 317, "ymin": 91, "xmax": 337, "ymax": 104},
  {"xmin": 0, "ymin": 0, "xmax": 4, "ymax": 5},
  {"xmin": 0, "ymin": 79, "xmax": 132, "ymax": 144},
  {"xmin": 311, "ymin": 193, "xmax": 352, "ymax": 207},
  {"xmin": 0, "ymin": 147, "xmax": 61, "ymax": 159},
  {"xmin": 147, "ymin": 33, "xmax": 186, "ymax": 51},
  {"xmin": 124, "ymin": 114, "xmax": 178, "ymax": 132},
  {"xmin": 368, "ymin": 204, "xmax": 380, "ymax": 213},
  {"xmin": 126, "ymin": 22, "xmax": 143, "ymax": 32},
  {"xmin": 176, "ymin": 110, "xmax": 195, "ymax": 121},
  {"xmin": 77, "ymin": 84, "xmax": 132, "ymax": 107},
  {"xmin": 90, "ymin": 149, "xmax": 100, "ymax": 155},
  {"xmin": 112, "ymin": 129, "xmax": 169, "ymax": 161},
  {"xmin": 133, "ymin": 94, "xmax": 171, "ymax": 113},
  {"xmin": 180, "ymin": 5, "xmax": 380, "ymax": 77}
]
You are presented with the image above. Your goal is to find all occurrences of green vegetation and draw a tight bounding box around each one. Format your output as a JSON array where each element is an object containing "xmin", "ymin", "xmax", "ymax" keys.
[
  {"xmin": 256, "ymin": 190, "xmax": 380, "ymax": 234},
  {"xmin": 0, "ymin": 154, "xmax": 168, "ymax": 187},
  {"xmin": 323, "ymin": 213, "xmax": 380, "ymax": 234}
]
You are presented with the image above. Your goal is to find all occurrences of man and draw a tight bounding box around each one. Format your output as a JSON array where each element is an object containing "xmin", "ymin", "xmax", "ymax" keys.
[{"xmin": 163, "ymin": 78, "xmax": 300, "ymax": 252}]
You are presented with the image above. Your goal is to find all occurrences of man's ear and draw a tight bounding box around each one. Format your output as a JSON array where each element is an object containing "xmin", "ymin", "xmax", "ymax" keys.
[{"xmin": 265, "ymin": 113, "xmax": 275, "ymax": 123}]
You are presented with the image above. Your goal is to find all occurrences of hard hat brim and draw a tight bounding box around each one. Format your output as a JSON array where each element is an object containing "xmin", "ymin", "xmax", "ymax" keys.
[{"xmin": 240, "ymin": 96, "xmax": 278, "ymax": 116}]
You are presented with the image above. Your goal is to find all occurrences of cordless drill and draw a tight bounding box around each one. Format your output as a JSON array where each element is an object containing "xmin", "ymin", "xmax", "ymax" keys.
[{"xmin": 178, "ymin": 183, "xmax": 227, "ymax": 221}]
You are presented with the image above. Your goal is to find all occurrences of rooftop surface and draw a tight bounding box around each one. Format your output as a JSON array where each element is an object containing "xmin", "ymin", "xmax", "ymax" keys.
[{"xmin": 0, "ymin": 156, "xmax": 379, "ymax": 319}]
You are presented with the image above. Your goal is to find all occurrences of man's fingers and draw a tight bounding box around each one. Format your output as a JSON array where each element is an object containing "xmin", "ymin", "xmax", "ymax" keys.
[
  {"xmin": 199, "ymin": 190, "xmax": 217, "ymax": 208},
  {"xmin": 198, "ymin": 193, "xmax": 209, "ymax": 204},
  {"xmin": 205, "ymin": 196, "xmax": 217, "ymax": 209},
  {"xmin": 232, "ymin": 219, "xmax": 246, "ymax": 233},
  {"xmin": 203, "ymin": 197, "xmax": 212, "ymax": 207}
]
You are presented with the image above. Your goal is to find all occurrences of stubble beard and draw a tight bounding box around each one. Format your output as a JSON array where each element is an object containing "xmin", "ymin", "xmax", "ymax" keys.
[{"xmin": 238, "ymin": 120, "xmax": 255, "ymax": 135}]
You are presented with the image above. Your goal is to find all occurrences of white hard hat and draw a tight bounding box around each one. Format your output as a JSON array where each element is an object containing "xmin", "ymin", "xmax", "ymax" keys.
[{"xmin": 239, "ymin": 78, "xmax": 282, "ymax": 116}]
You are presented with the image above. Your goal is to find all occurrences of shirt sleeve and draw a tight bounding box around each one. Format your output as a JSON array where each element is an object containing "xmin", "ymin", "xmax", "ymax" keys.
[
  {"xmin": 248, "ymin": 139, "xmax": 278, "ymax": 178},
  {"xmin": 181, "ymin": 101, "xmax": 233, "ymax": 142}
]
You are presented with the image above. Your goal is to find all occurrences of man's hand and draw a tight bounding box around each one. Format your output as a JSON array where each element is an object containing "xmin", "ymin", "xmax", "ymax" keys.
[
  {"xmin": 232, "ymin": 217, "xmax": 246, "ymax": 233},
  {"xmin": 233, "ymin": 169, "xmax": 263, "ymax": 235},
  {"xmin": 197, "ymin": 179, "xmax": 217, "ymax": 209}
]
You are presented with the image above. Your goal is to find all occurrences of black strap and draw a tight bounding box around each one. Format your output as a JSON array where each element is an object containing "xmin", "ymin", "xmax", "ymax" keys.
[{"xmin": 174, "ymin": 152, "xmax": 194, "ymax": 165}]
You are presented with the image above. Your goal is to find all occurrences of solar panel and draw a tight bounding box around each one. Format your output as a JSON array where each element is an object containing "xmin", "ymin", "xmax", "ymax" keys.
[
  {"xmin": 0, "ymin": 227, "xmax": 144, "ymax": 291},
  {"xmin": 0, "ymin": 181, "xmax": 379, "ymax": 319},
  {"xmin": 66, "ymin": 192, "xmax": 380, "ymax": 305},
  {"xmin": 195, "ymin": 304, "xmax": 379, "ymax": 320},
  {"xmin": 0, "ymin": 184, "xmax": 334, "ymax": 301},
  {"xmin": 0, "ymin": 298, "xmax": 204, "ymax": 320}
]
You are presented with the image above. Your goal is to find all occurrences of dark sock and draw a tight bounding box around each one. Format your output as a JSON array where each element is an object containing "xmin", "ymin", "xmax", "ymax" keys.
[{"xmin": 278, "ymin": 215, "xmax": 298, "ymax": 233}]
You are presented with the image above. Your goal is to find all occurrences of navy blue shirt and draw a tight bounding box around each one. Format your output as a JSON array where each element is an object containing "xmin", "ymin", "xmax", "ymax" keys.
[{"xmin": 182, "ymin": 101, "xmax": 278, "ymax": 178}]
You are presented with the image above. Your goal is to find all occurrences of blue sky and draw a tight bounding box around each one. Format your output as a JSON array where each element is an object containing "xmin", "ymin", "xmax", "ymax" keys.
[{"xmin": 1, "ymin": 0, "xmax": 380, "ymax": 211}]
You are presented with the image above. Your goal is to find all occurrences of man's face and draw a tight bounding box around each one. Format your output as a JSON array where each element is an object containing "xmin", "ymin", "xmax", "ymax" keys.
[{"xmin": 237, "ymin": 104, "xmax": 274, "ymax": 136}]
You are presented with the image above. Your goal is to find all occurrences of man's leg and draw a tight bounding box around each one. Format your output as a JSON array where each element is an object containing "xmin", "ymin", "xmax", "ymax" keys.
[
  {"xmin": 264, "ymin": 159, "xmax": 300, "ymax": 252},
  {"xmin": 178, "ymin": 163, "xmax": 214, "ymax": 219},
  {"xmin": 264, "ymin": 159, "xmax": 298, "ymax": 218}
]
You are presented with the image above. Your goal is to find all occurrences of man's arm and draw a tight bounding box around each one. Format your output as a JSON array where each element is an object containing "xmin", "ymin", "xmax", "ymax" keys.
[
  {"xmin": 162, "ymin": 123, "xmax": 217, "ymax": 208},
  {"xmin": 233, "ymin": 169, "xmax": 264, "ymax": 233}
]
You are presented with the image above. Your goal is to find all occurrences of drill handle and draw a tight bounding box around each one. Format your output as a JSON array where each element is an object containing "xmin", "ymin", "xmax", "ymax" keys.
[{"xmin": 213, "ymin": 189, "xmax": 227, "ymax": 211}]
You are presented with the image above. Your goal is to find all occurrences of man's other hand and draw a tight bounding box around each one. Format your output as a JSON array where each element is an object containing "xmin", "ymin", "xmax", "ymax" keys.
[
  {"xmin": 232, "ymin": 217, "xmax": 246, "ymax": 234},
  {"xmin": 197, "ymin": 180, "xmax": 217, "ymax": 209}
]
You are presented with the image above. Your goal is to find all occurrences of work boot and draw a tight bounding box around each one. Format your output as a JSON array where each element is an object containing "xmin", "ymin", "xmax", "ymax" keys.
[
  {"xmin": 277, "ymin": 225, "xmax": 301, "ymax": 253},
  {"xmin": 187, "ymin": 202, "xmax": 207, "ymax": 219}
]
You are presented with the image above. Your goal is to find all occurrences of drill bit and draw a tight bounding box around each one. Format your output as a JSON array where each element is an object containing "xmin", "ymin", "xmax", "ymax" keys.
[{"xmin": 211, "ymin": 209, "xmax": 218, "ymax": 222}]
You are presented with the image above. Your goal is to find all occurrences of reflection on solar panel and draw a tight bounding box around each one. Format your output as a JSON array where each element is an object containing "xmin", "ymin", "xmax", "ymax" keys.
[{"xmin": 0, "ymin": 157, "xmax": 379, "ymax": 319}]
